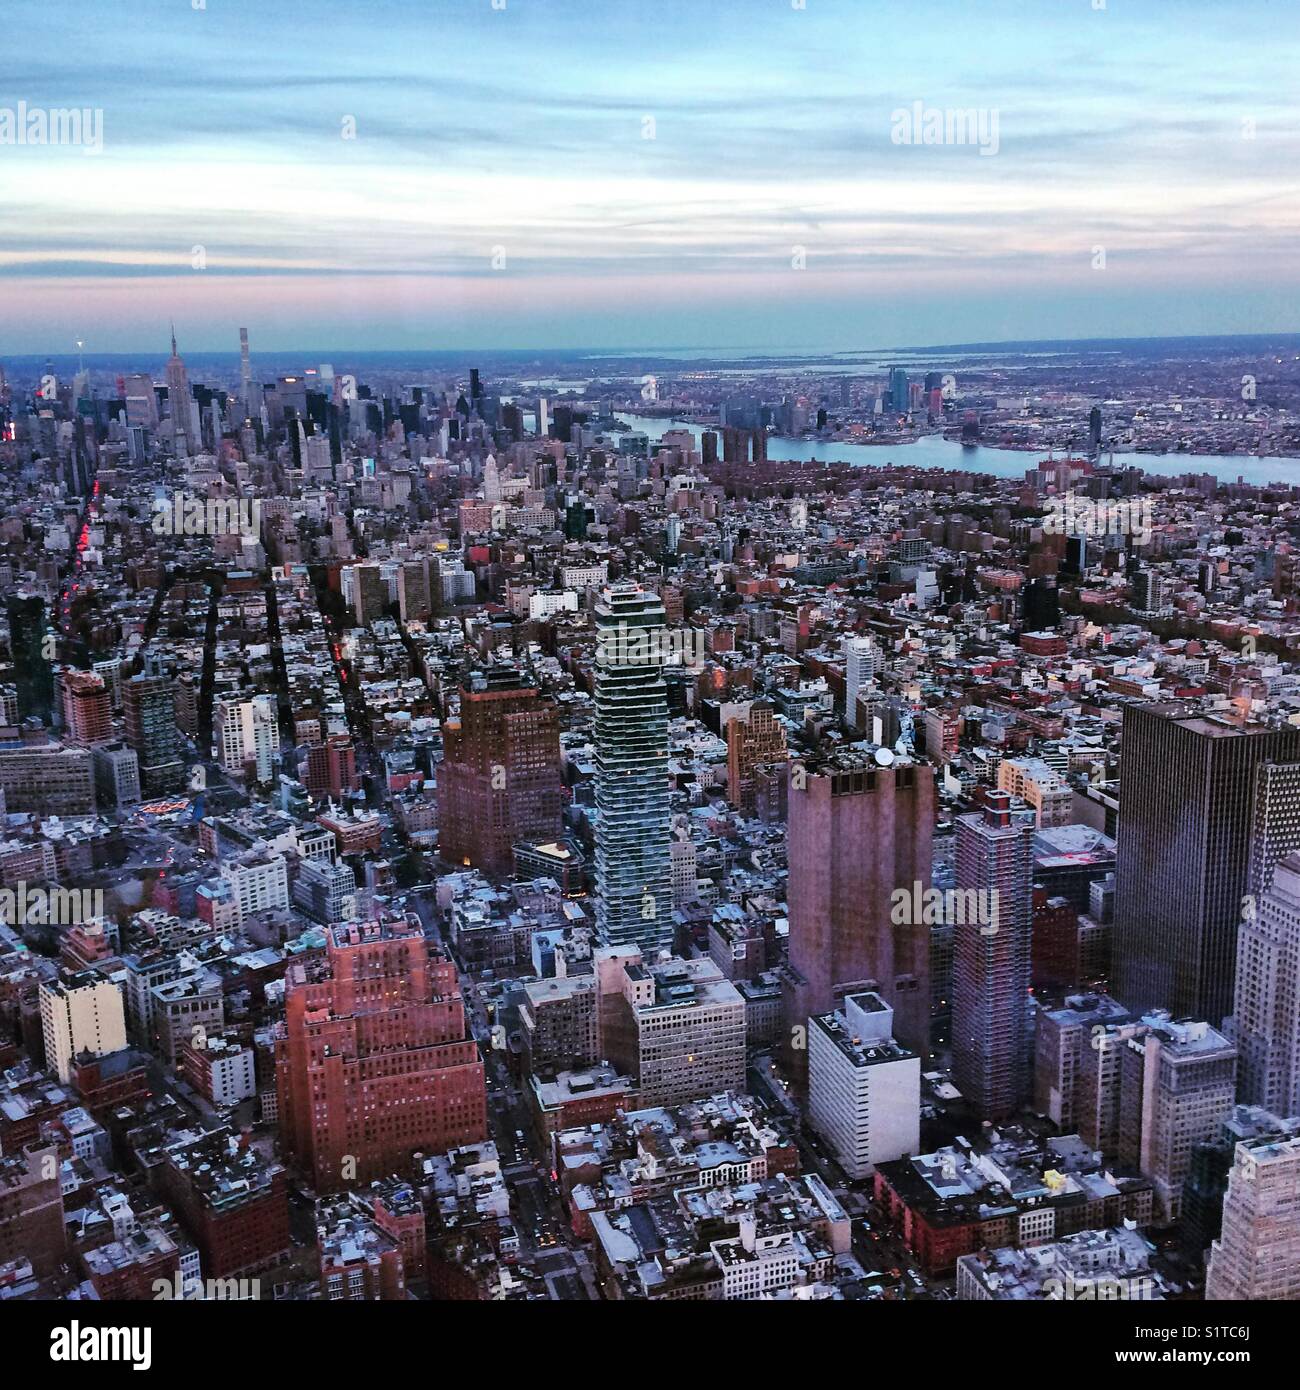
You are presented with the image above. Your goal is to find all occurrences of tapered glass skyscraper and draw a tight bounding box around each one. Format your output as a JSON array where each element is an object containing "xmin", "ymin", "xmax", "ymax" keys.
[{"xmin": 593, "ymin": 584, "xmax": 672, "ymax": 954}]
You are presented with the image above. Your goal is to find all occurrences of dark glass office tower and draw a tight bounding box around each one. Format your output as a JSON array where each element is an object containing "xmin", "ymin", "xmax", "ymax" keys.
[
  {"xmin": 888, "ymin": 366, "xmax": 909, "ymax": 412},
  {"xmin": 1112, "ymin": 702, "xmax": 1300, "ymax": 1025},
  {"xmin": 1021, "ymin": 576, "xmax": 1060, "ymax": 631},
  {"xmin": 123, "ymin": 673, "xmax": 185, "ymax": 795},
  {"xmin": 7, "ymin": 594, "xmax": 54, "ymax": 723}
]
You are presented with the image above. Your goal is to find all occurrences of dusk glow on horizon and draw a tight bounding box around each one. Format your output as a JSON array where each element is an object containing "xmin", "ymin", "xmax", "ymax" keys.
[
  {"xmin": 6, "ymin": 0, "xmax": 1300, "ymax": 1337},
  {"xmin": 3, "ymin": 0, "xmax": 1299, "ymax": 354}
]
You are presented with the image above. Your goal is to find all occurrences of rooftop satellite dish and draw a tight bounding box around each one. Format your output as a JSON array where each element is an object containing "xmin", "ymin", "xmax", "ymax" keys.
[{"xmin": 874, "ymin": 747, "xmax": 895, "ymax": 767}]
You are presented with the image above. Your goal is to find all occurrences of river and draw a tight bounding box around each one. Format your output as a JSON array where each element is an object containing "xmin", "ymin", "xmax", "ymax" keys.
[{"xmin": 608, "ymin": 413, "xmax": 1300, "ymax": 488}]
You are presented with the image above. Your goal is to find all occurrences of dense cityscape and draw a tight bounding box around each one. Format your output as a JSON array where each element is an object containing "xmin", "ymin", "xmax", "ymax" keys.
[
  {"xmin": 4, "ymin": 0, "xmax": 1298, "ymax": 1363},
  {"xmin": 0, "ymin": 332, "xmax": 1295, "ymax": 1329}
]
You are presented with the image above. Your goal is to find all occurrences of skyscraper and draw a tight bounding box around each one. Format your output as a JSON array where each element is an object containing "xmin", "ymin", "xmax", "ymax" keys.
[
  {"xmin": 888, "ymin": 365, "xmax": 909, "ymax": 413},
  {"xmin": 1231, "ymin": 851, "xmax": 1300, "ymax": 1117},
  {"xmin": 123, "ymin": 673, "xmax": 185, "ymax": 795},
  {"xmin": 843, "ymin": 635, "xmax": 881, "ymax": 732},
  {"xmin": 1248, "ymin": 759, "xmax": 1300, "ymax": 895},
  {"xmin": 7, "ymin": 594, "xmax": 53, "ymax": 723},
  {"xmin": 951, "ymin": 791, "xmax": 1037, "ymax": 1121},
  {"xmin": 1116, "ymin": 1015, "xmax": 1238, "ymax": 1222},
  {"xmin": 1130, "ymin": 569, "xmax": 1173, "ymax": 616},
  {"xmin": 303, "ymin": 734, "xmax": 361, "ymax": 803},
  {"xmin": 1206, "ymin": 1127, "xmax": 1300, "ymax": 1300},
  {"xmin": 60, "ymin": 670, "xmax": 113, "ymax": 745},
  {"xmin": 786, "ymin": 747, "xmax": 935, "ymax": 1057},
  {"xmin": 217, "ymin": 695, "xmax": 279, "ymax": 783},
  {"xmin": 807, "ymin": 992, "xmax": 920, "ymax": 1180},
  {"xmin": 397, "ymin": 560, "xmax": 430, "ymax": 623},
  {"xmin": 437, "ymin": 667, "xmax": 563, "ymax": 877},
  {"xmin": 164, "ymin": 324, "xmax": 194, "ymax": 455},
  {"xmin": 123, "ymin": 372, "xmax": 159, "ymax": 429},
  {"xmin": 239, "ymin": 326, "xmax": 253, "ymax": 415},
  {"xmin": 352, "ymin": 563, "xmax": 388, "ymax": 626},
  {"xmin": 1112, "ymin": 702, "xmax": 1300, "ymax": 1025},
  {"xmin": 38, "ymin": 971, "xmax": 128, "ymax": 1084},
  {"xmin": 593, "ymin": 584, "xmax": 672, "ymax": 954}
]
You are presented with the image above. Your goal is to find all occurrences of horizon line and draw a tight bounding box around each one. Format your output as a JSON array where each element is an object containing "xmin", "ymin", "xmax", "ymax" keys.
[{"xmin": 6, "ymin": 328, "xmax": 1300, "ymax": 363}]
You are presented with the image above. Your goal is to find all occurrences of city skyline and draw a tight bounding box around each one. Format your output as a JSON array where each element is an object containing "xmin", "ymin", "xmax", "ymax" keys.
[
  {"xmin": 2, "ymin": 0, "xmax": 1299, "ymax": 353},
  {"xmin": 3, "ymin": 0, "xmax": 1299, "ymax": 1333}
]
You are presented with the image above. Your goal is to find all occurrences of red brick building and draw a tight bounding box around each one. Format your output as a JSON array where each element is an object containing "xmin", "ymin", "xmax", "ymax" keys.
[
  {"xmin": 159, "ymin": 1130, "xmax": 291, "ymax": 1279},
  {"xmin": 785, "ymin": 753, "xmax": 936, "ymax": 1063},
  {"xmin": 60, "ymin": 921, "xmax": 118, "ymax": 973},
  {"xmin": 61, "ymin": 670, "xmax": 114, "ymax": 746},
  {"xmin": 317, "ymin": 1202, "xmax": 407, "ymax": 1301},
  {"xmin": 71, "ymin": 1049, "xmax": 152, "ymax": 1122},
  {"xmin": 1032, "ymin": 889, "xmax": 1082, "ymax": 994},
  {"xmin": 81, "ymin": 1225, "xmax": 180, "ymax": 1300},
  {"xmin": 303, "ymin": 735, "xmax": 361, "ymax": 802},
  {"xmin": 437, "ymin": 669, "xmax": 563, "ymax": 876},
  {"xmin": 0, "ymin": 1143, "xmax": 67, "ymax": 1277},
  {"xmin": 1020, "ymin": 631, "xmax": 1068, "ymax": 657},
  {"xmin": 874, "ymin": 1164, "xmax": 982, "ymax": 1275},
  {"xmin": 367, "ymin": 1180, "xmax": 426, "ymax": 1282},
  {"xmin": 317, "ymin": 809, "xmax": 383, "ymax": 857},
  {"xmin": 276, "ymin": 920, "xmax": 487, "ymax": 1192}
]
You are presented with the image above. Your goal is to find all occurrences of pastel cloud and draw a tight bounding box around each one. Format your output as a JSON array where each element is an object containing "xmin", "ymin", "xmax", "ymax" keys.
[{"xmin": 0, "ymin": 0, "xmax": 1296, "ymax": 351}]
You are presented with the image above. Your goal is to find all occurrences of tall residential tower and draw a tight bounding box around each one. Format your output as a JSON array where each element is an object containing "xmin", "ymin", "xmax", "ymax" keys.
[
  {"xmin": 592, "ymin": 585, "xmax": 672, "ymax": 954},
  {"xmin": 951, "ymin": 791, "xmax": 1037, "ymax": 1120}
]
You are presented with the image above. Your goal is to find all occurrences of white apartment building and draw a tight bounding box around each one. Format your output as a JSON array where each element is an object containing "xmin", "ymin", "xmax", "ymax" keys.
[
  {"xmin": 842, "ymin": 636, "xmax": 883, "ymax": 731},
  {"xmin": 807, "ymin": 992, "xmax": 920, "ymax": 1180},
  {"xmin": 711, "ymin": 1222, "xmax": 806, "ymax": 1299},
  {"xmin": 560, "ymin": 562, "xmax": 608, "ymax": 592},
  {"xmin": 295, "ymin": 824, "xmax": 337, "ymax": 863},
  {"xmin": 220, "ymin": 850, "xmax": 290, "ymax": 926},
  {"xmin": 528, "ymin": 590, "xmax": 578, "ymax": 621},
  {"xmin": 217, "ymin": 695, "xmax": 279, "ymax": 782},
  {"xmin": 188, "ymin": 1030, "xmax": 258, "ymax": 1108}
]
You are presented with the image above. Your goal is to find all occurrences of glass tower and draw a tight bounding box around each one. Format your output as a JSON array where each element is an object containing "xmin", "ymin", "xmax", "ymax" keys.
[{"xmin": 593, "ymin": 584, "xmax": 672, "ymax": 954}]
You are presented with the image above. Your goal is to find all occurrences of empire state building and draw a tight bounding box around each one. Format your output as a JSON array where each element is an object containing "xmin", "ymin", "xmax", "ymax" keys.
[{"xmin": 164, "ymin": 324, "xmax": 194, "ymax": 455}]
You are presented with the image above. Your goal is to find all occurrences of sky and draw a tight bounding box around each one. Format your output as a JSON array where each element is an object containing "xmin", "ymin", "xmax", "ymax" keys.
[{"xmin": 1, "ymin": 0, "xmax": 1297, "ymax": 355}]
